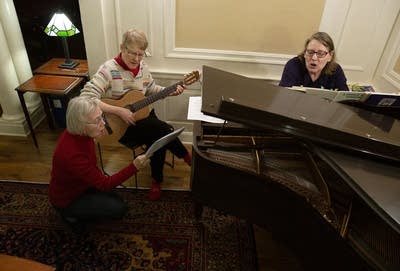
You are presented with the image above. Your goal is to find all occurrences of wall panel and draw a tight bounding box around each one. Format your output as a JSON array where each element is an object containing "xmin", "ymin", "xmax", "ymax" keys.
[{"xmin": 175, "ymin": 0, "xmax": 324, "ymax": 54}]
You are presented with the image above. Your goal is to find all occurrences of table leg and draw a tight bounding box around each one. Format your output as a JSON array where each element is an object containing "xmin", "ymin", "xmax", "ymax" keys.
[
  {"xmin": 16, "ymin": 91, "xmax": 38, "ymax": 148},
  {"xmin": 40, "ymin": 94, "xmax": 54, "ymax": 129}
]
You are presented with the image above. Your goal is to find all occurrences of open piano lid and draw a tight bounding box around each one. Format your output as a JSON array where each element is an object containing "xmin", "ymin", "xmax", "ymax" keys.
[{"xmin": 200, "ymin": 65, "xmax": 400, "ymax": 163}]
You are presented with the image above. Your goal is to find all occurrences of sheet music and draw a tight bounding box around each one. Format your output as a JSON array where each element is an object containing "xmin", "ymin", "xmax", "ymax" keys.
[
  {"xmin": 287, "ymin": 86, "xmax": 400, "ymax": 105},
  {"xmin": 145, "ymin": 127, "xmax": 185, "ymax": 158},
  {"xmin": 187, "ymin": 96, "xmax": 225, "ymax": 123}
]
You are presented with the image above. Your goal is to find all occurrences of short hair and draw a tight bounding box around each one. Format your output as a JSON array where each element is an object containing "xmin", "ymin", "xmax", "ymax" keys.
[
  {"xmin": 121, "ymin": 28, "xmax": 148, "ymax": 50},
  {"xmin": 66, "ymin": 96, "xmax": 99, "ymax": 135},
  {"xmin": 298, "ymin": 31, "xmax": 338, "ymax": 75}
]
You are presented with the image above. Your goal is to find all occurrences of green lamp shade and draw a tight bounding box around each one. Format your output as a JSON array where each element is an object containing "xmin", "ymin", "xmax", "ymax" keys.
[{"xmin": 44, "ymin": 13, "xmax": 80, "ymax": 37}]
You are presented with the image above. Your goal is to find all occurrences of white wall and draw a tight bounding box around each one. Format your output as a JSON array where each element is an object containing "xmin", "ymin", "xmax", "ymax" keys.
[
  {"xmin": 78, "ymin": 0, "xmax": 400, "ymax": 142},
  {"xmin": 79, "ymin": 0, "xmax": 400, "ymax": 86}
]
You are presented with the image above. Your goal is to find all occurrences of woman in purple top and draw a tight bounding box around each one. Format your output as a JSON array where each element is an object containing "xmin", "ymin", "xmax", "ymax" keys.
[{"xmin": 279, "ymin": 32, "xmax": 349, "ymax": 91}]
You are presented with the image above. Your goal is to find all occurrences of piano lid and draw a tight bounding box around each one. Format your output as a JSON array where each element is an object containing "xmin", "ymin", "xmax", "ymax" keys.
[{"xmin": 200, "ymin": 65, "xmax": 400, "ymax": 163}]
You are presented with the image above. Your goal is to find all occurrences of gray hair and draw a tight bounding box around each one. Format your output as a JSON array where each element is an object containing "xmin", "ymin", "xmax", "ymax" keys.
[
  {"xmin": 121, "ymin": 28, "xmax": 148, "ymax": 50},
  {"xmin": 66, "ymin": 96, "xmax": 99, "ymax": 135}
]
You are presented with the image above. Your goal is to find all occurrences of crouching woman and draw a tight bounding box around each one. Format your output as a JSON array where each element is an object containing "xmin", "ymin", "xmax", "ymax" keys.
[{"xmin": 49, "ymin": 96, "xmax": 149, "ymax": 228}]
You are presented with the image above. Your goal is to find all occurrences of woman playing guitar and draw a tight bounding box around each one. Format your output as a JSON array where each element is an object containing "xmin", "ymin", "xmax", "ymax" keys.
[{"xmin": 80, "ymin": 28, "xmax": 197, "ymax": 201}]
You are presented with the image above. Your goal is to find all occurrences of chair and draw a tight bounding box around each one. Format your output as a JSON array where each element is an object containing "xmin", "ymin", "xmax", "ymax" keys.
[
  {"xmin": 120, "ymin": 141, "xmax": 175, "ymax": 183},
  {"xmin": 97, "ymin": 142, "xmax": 174, "ymax": 189}
]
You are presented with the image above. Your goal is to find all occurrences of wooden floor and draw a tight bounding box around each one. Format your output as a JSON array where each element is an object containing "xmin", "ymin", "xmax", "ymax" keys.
[
  {"xmin": 0, "ymin": 120, "xmax": 303, "ymax": 271},
  {"xmin": 0, "ymin": 121, "xmax": 189, "ymax": 189}
]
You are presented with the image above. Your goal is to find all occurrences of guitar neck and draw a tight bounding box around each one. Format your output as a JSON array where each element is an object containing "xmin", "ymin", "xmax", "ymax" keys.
[{"xmin": 128, "ymin": 81, "xmax": 183, "ymax": 112}]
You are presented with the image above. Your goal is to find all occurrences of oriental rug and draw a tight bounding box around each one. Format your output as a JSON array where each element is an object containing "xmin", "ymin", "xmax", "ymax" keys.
[{"xmin": 0, "ymin": 181, "xmax": 257, "ymax": 271}]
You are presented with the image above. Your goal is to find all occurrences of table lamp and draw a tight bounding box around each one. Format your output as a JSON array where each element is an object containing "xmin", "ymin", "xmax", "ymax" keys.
[{"xmin": 44, "ymin": 12, "xmax": 80, "ymax": 69}]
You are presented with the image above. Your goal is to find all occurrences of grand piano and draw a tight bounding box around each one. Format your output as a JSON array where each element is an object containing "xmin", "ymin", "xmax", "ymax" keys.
[{"xmin": 191, "ymin": 66, "xmax": 400, "ymax": 270}]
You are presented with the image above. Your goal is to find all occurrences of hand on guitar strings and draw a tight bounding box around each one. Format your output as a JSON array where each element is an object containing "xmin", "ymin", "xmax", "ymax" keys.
[
  {"xmin": 169, "ymin": 84, "xmax": 186, "ymax": 96},
  {"xmin": 119, "ymin": 107, "xmax": 137, "ymax": 125}
]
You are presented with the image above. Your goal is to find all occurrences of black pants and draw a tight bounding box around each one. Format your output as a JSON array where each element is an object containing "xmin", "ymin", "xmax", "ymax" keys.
[
  {"xmin": 119, "ymin": 109, "xmax": 188, "ymax": 183},
  {"xmin": 56, "ymin": 188, "xmax": 127, "ymax": 222}
]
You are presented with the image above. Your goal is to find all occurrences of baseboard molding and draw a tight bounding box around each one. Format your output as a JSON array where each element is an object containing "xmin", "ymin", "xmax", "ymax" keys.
[
  {"xmin": 0, "ymin": 106, "xmax": 45, "ymax": 136},
  {"xmin": 179, "ymin": 131, "xmax": 193, "ymax": 144}
]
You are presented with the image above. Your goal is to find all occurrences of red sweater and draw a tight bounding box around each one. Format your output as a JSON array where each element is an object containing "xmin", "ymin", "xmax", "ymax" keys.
[{"xmin": 49, "ymin": 130, "xmax": 137, "ymax": 208}]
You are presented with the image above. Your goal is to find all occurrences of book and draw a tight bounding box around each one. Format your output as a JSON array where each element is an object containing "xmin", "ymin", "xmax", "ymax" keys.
[
  {"xmin": 351, "ymin": 84, "xmax": 375, "ymax": 92},
  {"xmin": 288, "ymin": 86, "xmax": 400, "ymax": 107},
  {"xmin": 145, "ymin": 127, "xmax": 185, "ymax": 158},
  {"xmin": 362, "ymin": 92, "xmax": 400, "ymax": 107}
]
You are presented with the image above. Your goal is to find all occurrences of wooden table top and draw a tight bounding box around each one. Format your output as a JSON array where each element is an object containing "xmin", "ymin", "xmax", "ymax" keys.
[
  {"xmin": 33, "ymin": 58, "xmax": 89, "ymax": 78},
  {"xmin": 15, "ymin": 74, "xmax": 84, "ymax": 96}
]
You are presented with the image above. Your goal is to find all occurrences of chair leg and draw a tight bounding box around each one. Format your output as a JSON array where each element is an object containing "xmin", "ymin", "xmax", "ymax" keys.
[
  {"xmin": 164, "ymin": 151, "xmax": 175, "ymax": 169},
  {"xmin": 132, "ymin": 148, "xmax": 139, "ymax": 190}
]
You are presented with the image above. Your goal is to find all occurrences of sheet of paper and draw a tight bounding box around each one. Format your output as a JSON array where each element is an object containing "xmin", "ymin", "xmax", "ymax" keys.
[
  {"xmin": 187, "ymin": 96, "xmax": 225, "ymax": 123},
  {"xmin": 145, "ymin": 127, "xmax": 185, "ymax": 158}
]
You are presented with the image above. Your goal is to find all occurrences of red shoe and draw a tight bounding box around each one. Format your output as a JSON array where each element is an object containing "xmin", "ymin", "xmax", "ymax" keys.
[
  {"xmin": 183, "ymin": 153, "xmax": 192, "ymax": 166},
  {"xmin": 149, "ymin": 181, "xmax": 161, "ymax": 201}
]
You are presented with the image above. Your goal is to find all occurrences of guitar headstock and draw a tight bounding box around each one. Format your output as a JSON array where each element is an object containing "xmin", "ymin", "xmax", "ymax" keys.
[{"xmin": 183, "ymin": 71, "xmax": 200, "ymax": 86}]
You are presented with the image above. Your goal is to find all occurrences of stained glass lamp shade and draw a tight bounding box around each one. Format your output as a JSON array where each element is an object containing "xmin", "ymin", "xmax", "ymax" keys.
[{"xmin": 44, "ymin": 13, "xmax": 80, "ymax": 69}]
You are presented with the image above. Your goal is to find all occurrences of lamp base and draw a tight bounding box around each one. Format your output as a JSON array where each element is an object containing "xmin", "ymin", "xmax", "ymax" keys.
[{"xmin": 58, "ymin": 60, "xmax": 79, "ymax": 69}]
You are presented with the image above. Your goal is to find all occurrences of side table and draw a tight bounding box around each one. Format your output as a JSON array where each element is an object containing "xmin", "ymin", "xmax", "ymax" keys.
[
  {"xmin": 33, "ymin": 58, "xmax": 89, "ymax": 81},
  {"xmin": 15, "ymin": 74, "xmax": 84, "ymax": 148}
]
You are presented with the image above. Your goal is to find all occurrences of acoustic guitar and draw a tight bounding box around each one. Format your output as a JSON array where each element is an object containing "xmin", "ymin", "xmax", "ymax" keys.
[{"xmin": 97, "ymin": 71, "xmax": 200, "ymax": 145}]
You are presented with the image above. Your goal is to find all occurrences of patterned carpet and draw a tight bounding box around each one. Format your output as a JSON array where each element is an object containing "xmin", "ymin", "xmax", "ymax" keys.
[{"xmin": 0, "ymin": 181, "xmax": 257, "ymax": 271}]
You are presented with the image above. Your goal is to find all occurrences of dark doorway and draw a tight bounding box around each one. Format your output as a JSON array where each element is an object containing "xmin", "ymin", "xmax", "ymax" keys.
[{"xmin": 13, "ymin": 0, "xmax": 86, "ymax": 70}]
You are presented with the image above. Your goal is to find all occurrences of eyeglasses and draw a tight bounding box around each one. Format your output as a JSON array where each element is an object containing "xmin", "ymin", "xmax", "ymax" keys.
[
  {"xmin": 305, "ymin": 49, "xmax": 329, "ymax": 58},
  {"xmin": 86, "ymin": 113, "xmax": 106, "ymax": 127},
  {"xmin": 124, "ymin": 46, "xmax": 146, "ymax": 59}
]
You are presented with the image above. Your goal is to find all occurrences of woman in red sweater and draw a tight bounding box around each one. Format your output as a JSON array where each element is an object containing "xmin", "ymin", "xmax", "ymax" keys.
[{"xmin": 49, "ymin": 96, "xmax": 149, "ymax": 228}]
